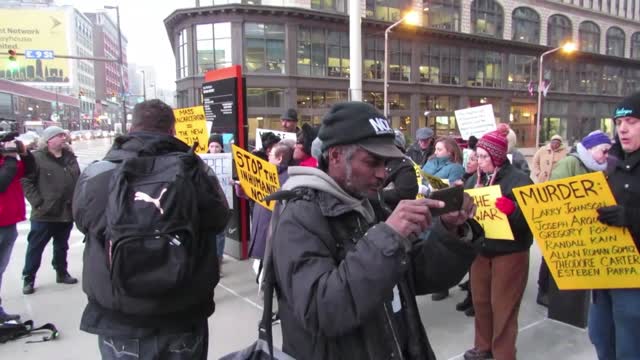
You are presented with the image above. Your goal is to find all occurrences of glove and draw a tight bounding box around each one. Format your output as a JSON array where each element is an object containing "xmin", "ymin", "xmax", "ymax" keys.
[
  {"xmin": 597, "ymin": 205, "xmax": 631, "ymax": 227},
  {"xmin": 495, "ymin": 196, "xmax": 516, "ymax": 216}
]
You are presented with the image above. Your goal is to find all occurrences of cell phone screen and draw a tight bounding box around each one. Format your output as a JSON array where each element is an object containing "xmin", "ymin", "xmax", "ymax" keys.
[{"xmin": 428, "ymin": 186, "xmax": 464, "ymax": 217}]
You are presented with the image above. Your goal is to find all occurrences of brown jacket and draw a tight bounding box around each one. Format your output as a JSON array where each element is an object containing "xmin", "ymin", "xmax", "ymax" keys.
[{"xmin": 532, "ymin": 143, "xmax": 568, "ymax": 183}]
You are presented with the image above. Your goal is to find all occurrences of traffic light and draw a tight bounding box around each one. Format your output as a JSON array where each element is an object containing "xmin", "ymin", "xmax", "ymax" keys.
[{"xmin": 7, "ymin": 49, "xmax": 18, "ymax": 70}]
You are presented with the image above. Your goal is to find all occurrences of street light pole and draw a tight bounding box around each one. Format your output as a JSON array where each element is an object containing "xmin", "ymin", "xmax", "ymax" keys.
[
  {"xmin": 139, "ymin": 70, "xmax": 146, "ymax": 101},
  {"xmin": 104, "ymin": 5, "xmax": 127, "ymax": 134},
  {"xmin": 383, "ymin": 11, "xmax": 419, "ymax": 118},
  {"xmin": 535, "ymin": 42, "xmax": 576, "ymax": 148}
]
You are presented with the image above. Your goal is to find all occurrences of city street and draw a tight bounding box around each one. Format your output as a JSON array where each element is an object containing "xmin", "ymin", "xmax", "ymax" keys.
[{"xmin": 0, "ymin": 138, "xmax": 596, "ymax": 359}]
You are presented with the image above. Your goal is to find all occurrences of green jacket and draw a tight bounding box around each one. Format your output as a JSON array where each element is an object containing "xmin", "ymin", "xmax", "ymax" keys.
[
  {"xmin": 21, "ymin": 147, "xmax": 80, "ymax": 222},
  {"xmin": 549, "ymin": 155, "xmax": 588, "ymax": 181}
]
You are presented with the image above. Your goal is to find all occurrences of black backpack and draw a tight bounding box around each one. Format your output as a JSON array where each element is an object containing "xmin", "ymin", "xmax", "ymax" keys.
[
  {"xmin": 105, "ymin": 147, "xmax": 202, "ymax": 298},
  {"xmin": 0, "ymin": 320, "xmax": 59, "ymax": 344}
]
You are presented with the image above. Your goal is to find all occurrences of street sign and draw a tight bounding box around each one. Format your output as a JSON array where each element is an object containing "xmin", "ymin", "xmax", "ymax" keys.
[{"xmin": 24, "ymin": 49, "xmax": 55, "ymax": 60}]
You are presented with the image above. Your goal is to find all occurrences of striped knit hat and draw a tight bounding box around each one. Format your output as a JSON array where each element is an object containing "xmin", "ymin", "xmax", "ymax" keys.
[{"xmin": 477, "ymin": 131, "xmax": 508, "ymax": 167}]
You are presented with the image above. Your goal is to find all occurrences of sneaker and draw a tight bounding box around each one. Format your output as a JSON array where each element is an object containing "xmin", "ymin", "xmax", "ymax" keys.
[
  {"xmin": 56, "ymin": 272, "xmax": 78, "ymax": 285},
  {"xmin": 22, "ymin": 279, "xmax": 35, "ymax": 295},
  {"xmin": 536, "ymin": 291, "xmax": 549, "ymax": 307},
  {"xmin": 463, "ymin": 348, "xmax": 493, "ymax": 360},
  {"xmin": 431, "ymin": 290, "xmax": 449, "ymax": 301},
  {"xmin": 0, "ymin": 308, "xmax": 20, "ymax": 323},
  {"xmin": 456, "ymin": 294, "xmax": 473, "ymax": 311}
]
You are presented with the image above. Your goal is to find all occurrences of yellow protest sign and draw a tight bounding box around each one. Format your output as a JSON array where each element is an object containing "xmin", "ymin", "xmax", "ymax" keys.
[
  {"xmin": 232, "ymin": 145, "xmax": 280, "ymax": 211},
  {"xmin": 173, "ymin": 106, "xmax": 208, "ymax": 154},
  {"xmin": 465, "ymin": 186, "xmax": 514, "ymax": 240},
  {"xmin": 513, "ymin": 172, "xmax": 640, "ymax": 290}
]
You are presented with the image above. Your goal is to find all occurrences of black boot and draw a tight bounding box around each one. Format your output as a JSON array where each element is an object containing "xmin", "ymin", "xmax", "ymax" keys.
[
  {"xmin": 56, "ymin": 272, "xmax": 78, "ymax": 285},
  {"xmin": 456, "ymin": 293, "xmax": 473, "ymax": 311},
  {"xmin": 431, "ymin": 289, "xmax": 449, "ymax": 301},
  {"xmin": 22, "ymin": 276, "xmax": 35, "ymax": 295}
]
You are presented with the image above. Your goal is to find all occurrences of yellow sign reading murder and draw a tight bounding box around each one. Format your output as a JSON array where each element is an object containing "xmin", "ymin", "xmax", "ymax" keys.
[
  {"xmin": 232, "ymin": 145, "xmax": 280, "ymax": 211},
  {"xmin": 0, "ymin": 8, "xmax": 71, "ymax": 85},
  {"xmin": 465, "ymin": 186, "xmax": 514, "ymax": 240},
  {"xmin": 513, "ymin": 172, "xmax": 640, "ymax": 290},
  {"xmin": 174, "ymin": 106, "xmax": 208, "ymax": 154}
]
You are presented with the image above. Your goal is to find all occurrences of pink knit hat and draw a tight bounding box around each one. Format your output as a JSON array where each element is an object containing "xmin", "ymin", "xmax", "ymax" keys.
[{"xmin": 477, "ymin": 131, "xmax": 508, "ymax": 167}]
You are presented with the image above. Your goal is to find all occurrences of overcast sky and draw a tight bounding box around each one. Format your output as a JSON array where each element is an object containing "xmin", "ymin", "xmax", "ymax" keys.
[{"xmin": 57, "ymin": 0, "xmax": 196, "ymax": 89}]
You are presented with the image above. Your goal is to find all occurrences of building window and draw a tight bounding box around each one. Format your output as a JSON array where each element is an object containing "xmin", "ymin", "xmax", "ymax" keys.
[
  {"xmin": 547, "ymin": 14, "xmax": 572, "ymax": 47},
  {"xmin": 424, "ymin": 0, "xmax": 461, "ymax": 31},
  {"xmin": 467, "ymin": 49, "xmax": 502, "ymax": 88},
  {"xmin": 579, "ymin": 21, "xmax": 600, "ymax": 53},
  {"xmin": 419, "ymin": 44, "xmax": 461, "ymax": 85},
  {"xmin": 606, "ymin": 27, "xmax": 625, "ymax": 57},
  {"xmin": 631, "ymin": 32, "xmax": 640, "ymax": 59},
  {"xmin": 178, "ymin": 28, "xmax": 189, "ymax": 79},
  {"xmin": 311, "ymin": 0, "xmax": 346, "ymax": 12},
  {"xmin": 244, "ymin": 23, "xmax": 285, "ymax": 74},
  {"xmin": 471, "ymin": 0, "xmax": 504, "ymax": 38},
  {"xmin": 365, "ymin": 0, "xmax": 412, "ymax": 22},
  {"xmin": 247, "ymin": 88, "xmax": 283, "ymax": 107},
  {"xmin": 602, "ymin": 65, "xmax": 623, "ymax": 95},
  {"xmin": 196, "ymin": 23, "xmax": 231, "ymax": 74},
  {"xmin": 364, "ymin": 36, "xmax": 384, "ymax": 80},
  {"xmin": 389, "ymin": 39, "xmax": 411, "ymax": 81},
  {"xmin": 512, "ymin": 7, "xmax": 540, "ymax": 43},
  {"xmin": 508, "ymin": 55, "xmax": 538, "ymax": 90},
  {"xmin": 624, "ymin": 67, "xmax": 640, "ymax": 94},
  {"xmin": 577, "ymin": 63, "xmax": 603, "ymax": 94},
  {"xmin": 363, "ymin": 91, "xmax": 384, "ymax": 110},
  {"xmin": 297, "ymin": 89, "xmax": 347, "ymax": 109},
  {"xmin": 547, "ymin": 59, "xmax": 570, "ymax": 92},
  {"xmin": 387, "ymin": 93, "xmax": 410, "ymax": 110},
  {"xmin": 420, "ymin": 95, "xmax": 458, "ymax": 111},
  {"xmin": 328, "ymin": 31, "xmax": 350, "ymax": 78},
  {"xmin": 298, "ymin": 27, "xmax": 326, "ymax": 77}
]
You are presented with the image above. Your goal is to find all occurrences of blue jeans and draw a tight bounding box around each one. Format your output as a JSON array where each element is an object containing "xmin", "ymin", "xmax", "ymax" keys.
[
  {"xmin": 22, "ymin": 221, "xmax": 73, "ymax": 280},
  {"xmin": 0, "ymin": 224, "xmax": 18, "ymax": 305},
  {"xmin": 589, "ymin": 288, "xmax": 640, "ymax": 360},
  {"xmin": 216, "ymin": 232, "xmax": 225, "ymax": 258},
  {"xmin": 98, "ymin": 320, "xmax": 208, "ymax": 360}
]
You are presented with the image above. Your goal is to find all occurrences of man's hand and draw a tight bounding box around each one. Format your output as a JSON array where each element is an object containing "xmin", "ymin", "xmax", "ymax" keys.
[
  {"xmin": 385, "ymin": 198, "xmax": 444, "ymax": 238},
  {"xmin": 441, "ymin": 192, "xmax": 477, "ymax": 229},
  {"xmin": 597, "ymin": 205, "xmax": 631, "ymax": 227}
]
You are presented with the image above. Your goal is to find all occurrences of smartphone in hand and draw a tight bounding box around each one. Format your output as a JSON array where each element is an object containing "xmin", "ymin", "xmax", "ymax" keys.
[{"xmin": 428, "ymin": 186, "xmax": 464, "ymax": 217}]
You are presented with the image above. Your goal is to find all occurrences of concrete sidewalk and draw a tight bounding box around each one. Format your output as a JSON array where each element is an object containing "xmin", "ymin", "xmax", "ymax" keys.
[{"xmin": 0, "ymin": 237, "xmax": 596, "ymax": 359}]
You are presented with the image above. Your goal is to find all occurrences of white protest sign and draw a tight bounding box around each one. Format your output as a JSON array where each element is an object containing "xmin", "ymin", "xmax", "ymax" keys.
[
  {"xmin": 454, "ymin": 104, "xmax": 497, "ymax": 140},
  {"xmin": 255, "ymin": 128, "xmax": 297, "ymax": 150},
  {"xmin": 199, "ymin": 153, "xmax": 234, "ymax": 210}
]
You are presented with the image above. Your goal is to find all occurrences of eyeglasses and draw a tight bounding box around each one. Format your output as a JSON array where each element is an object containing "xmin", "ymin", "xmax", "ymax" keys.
[{"xmin": 476, "ymin": 154, "xmax": 491, "ymax": 159}]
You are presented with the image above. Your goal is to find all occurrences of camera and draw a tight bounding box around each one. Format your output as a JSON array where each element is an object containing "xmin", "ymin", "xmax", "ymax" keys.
[{"xmin": 0, "ymin": 131, "xmax": 25, "ymax": 154}]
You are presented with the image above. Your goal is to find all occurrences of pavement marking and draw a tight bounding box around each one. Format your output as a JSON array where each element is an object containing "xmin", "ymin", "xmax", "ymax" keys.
[
  {"xmin": 217, "ymin": 282, "xmax": 264, "ymax": 311},
  {"xmin": 548, "ymin": 318, "xmax": 588, "ymax": 332},
  {"xmin": 445, "ymin": 318, "xmax": 547, "ymax": 360}
]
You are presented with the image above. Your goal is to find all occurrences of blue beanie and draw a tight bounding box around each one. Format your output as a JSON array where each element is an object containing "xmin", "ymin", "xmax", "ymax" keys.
[{"xmin": 581, "ymin": 130, "xmax": 611, "ymax": 149}]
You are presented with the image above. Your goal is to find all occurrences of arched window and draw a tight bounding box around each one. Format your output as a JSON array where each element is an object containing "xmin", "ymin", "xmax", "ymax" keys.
[
  {"xmin": 424, "ymin": 0, "xmax": 462, "ymax": 32},
  {"xmin": 547, "ymin": 14, "xmax": 572, "ymax": 47},
  {"xmin": 606, "ymin": 27, "xmax": 625, "ymax": 57},
  {"xmin": 471, "ymin": 0, "xmax": 504, "ymax": 38},
  {"xmin": 512, "ymin": 7, "xmax": 540, "ymax": 43},
  {"xmin": 631, "ymin": 32, "xmax": 640, "ymax": 59},
  {"xmin": 579, "ymin": 21, "xmax": 600, "ymax": 53}
]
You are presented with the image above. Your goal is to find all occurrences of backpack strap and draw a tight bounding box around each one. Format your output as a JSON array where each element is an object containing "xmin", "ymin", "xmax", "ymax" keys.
[{"xmin": 24, "ymin": 321, "xmax": 59, "ymax": 343}]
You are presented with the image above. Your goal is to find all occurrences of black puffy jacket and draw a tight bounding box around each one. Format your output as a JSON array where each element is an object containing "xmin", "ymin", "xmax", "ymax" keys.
[
  {"xmin": 271, "ymin": 187, "xmax": 479, "ymax": 360},
  {"xmin": 73, "ymin": 133, "xmax": 230, "ymax": 336},
  {"xmin": 606, "ymin": 141, "xmax": 640, "ymax": 247}
]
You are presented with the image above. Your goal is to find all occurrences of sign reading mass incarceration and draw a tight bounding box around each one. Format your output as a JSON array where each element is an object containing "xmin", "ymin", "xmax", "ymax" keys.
[
  {"xmin": 173, "ymin": 106, "xmax": 208, "ymax": 154},
  {"xmin": 513, "ymin": 172, "xmax": 640, "ymax": 289},
  {"xmin": 232, "ymin": 145, "xmax": 280, "ymax": 211}
]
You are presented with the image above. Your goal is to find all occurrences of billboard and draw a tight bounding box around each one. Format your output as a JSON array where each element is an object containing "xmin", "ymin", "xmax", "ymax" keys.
[{"xmin": 0, "ymin": 8, "xmax": 71, "ymax": 86}]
